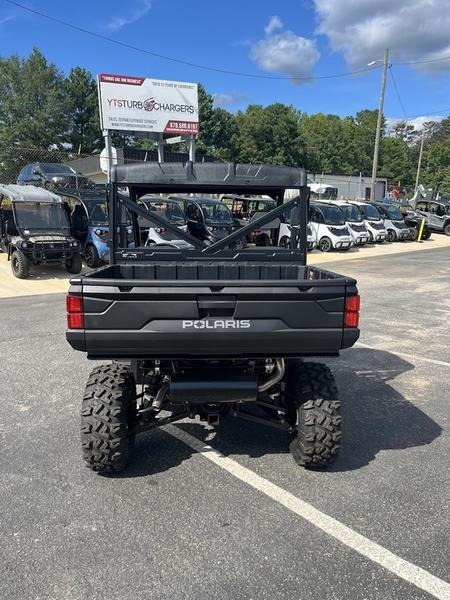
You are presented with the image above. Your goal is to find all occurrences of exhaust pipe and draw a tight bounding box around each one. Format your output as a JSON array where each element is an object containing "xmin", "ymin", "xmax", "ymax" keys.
[{"xmin": 258, "ymin": 359, "xmax": 285, "ymax": 393}]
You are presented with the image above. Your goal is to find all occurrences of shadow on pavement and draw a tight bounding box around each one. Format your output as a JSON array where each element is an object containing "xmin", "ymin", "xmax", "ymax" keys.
[{"xmin": 118, "ymin": 347, "xmax": 442, "ymax": 478}]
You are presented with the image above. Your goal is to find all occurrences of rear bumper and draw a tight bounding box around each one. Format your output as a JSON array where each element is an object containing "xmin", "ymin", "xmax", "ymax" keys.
[{"xmin": 67, "ymin": 326, "xmax": 360, "ymax": 359}]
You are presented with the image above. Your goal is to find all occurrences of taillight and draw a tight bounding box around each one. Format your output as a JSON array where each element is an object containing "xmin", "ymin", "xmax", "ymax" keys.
[
  {"xmin": 344, "ymin": 294, "xmax": 360, "ymax": 328},
  {"xmin": 66, "ymin": 294, "xmax": 84, "ymax": 329}
]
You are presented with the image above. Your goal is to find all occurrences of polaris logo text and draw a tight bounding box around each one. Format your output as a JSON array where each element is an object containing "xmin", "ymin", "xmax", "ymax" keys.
[{"xmin": 182, "ymin": 320, "xmax": 251, "ymax": 329}]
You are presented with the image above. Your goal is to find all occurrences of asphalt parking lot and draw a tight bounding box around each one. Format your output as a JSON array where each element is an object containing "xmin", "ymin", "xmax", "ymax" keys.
[{"xmin": 1, "ymin": 247, "xmax": 449, "ymax": 600}]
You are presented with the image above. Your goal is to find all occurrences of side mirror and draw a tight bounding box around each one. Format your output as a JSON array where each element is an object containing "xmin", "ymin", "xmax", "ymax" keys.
[{"xmin": 32, "ymin": 168, "xmax": 40, "ymax": 175}]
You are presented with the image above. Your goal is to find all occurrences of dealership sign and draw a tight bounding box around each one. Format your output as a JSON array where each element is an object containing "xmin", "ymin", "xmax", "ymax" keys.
[{"xmin": 98, "ymin": 74, "xmax": 199, "ymax": 135}]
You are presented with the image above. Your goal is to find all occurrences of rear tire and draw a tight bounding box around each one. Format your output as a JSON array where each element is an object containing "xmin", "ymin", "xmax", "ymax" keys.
[
  {"xmin": 11, "ymin": 249, "xmax": 30, "ymax": 279},
  {"xmin": 444, "ymin": 223, "xmax": 450, "ymax": 236},
  {"xmin": 65, "ymin": 252, "xmax": 82, "ymax": 274},
  {"xmin": 284, "ymin": 361, "xmax": 341, "ymax": 468},
  {"xmin": 81, "ymin": 364, "xmax": 137, "ymax": 474}
]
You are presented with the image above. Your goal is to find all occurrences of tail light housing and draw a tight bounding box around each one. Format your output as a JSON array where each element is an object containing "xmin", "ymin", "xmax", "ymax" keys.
[
  {"xmin": 344, "ymin": 294, "xmax": 360, "ymax": 328},
  {"xmin": 66, "ymin": 294, "xmax": 84, "ymax": 329}
]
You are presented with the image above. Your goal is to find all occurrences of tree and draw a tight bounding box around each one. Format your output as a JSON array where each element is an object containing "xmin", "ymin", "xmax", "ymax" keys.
[
  {"xmin": 391, "ymin": 120, "xmax": 418, "ymax": 146},
  {"xmin": 0, "ymin": 48, "xmax": 67, "ymax": 149},
  {"xmin": 64, "ymin": 67, "xmax": 102, "ymax": 153},
  {"xmin": 232, "ymin": 103, "xmax": 305, "ymax": 166},
  {"xmin": 379, "ymin": 137, "xmax": 413, "ymax": 186},
  {"xmin": 421, "ymin": 139, "xmax": 450, "ymax": 194},
  {"xmin": 299, "ymin": 113, "xmax": 348, "ymax": 173},
  {"xmin": 0, "ymin": 48, "xmax": 69, "ymax": 181}
]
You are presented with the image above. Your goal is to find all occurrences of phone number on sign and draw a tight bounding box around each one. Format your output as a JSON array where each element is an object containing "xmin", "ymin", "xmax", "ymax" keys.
[{"xmin": 165, "ymin": 120, "xmax": 199, "ymax": 133}]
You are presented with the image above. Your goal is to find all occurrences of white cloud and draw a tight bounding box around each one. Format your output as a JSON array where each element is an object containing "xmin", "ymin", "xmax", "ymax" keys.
[
  {"xmin": 107, "ymin": 0, "xmax": 152, "ymax": 30},
  {"xmin": 213, "ymin": 92, "xmax": 246, "ymax": 108},
  {"xmin": 265, "ymin": 15, "xmax": 283, "ymax": 35},
  {"xmin": 250, "ymin": 18, "xmax": 320, "ymax": 83},
  {"xmin": 387, "ymin": 115, "xmax": 445, "ymax": 132},
  {"xmin": 314, "ymin": 0, "xmax": 450, "ymax": 74}
]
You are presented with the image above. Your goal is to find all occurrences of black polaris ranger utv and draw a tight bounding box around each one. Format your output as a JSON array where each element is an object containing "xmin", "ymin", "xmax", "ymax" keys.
[
  {"xmin": 66, "ymin": 162, "xmax": 360, "ymax": 474},
  {"xmin": 0, "ymin": 184, "xmax": 82, "ymax": 279}
]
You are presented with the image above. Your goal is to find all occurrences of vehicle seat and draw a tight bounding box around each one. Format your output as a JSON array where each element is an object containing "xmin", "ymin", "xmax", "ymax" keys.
[{"xmin": 72, "ymin": 205, "xmax": 88, "ymax": 242}]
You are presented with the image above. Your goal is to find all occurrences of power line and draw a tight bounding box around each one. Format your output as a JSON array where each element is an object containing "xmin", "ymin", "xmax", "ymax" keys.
[
  {"xmin": 393, "ymin": 54, "xmax": 450, "ymax": 66},
  {"xmin": 388, "ymin": 66, "xmax": 408, "ymax": 118},
  {"xmin": 4, "ymin": 0, "xmax": 381, "ymax": 81}
]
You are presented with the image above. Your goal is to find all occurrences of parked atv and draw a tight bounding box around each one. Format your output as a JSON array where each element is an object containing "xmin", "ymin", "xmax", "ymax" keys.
[{"xmin": 0, "ymin": 184, "xmax": 82, "ymax": 279}]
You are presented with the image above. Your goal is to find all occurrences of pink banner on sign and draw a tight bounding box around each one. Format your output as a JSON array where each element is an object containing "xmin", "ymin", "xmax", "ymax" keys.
[
  {"xmin": 164, "ymin": 120, "xmax": 199, "ymax": 134},
  {"xmin": 99, "ymin": 73, "xmax": 145, "ymax": 86}
]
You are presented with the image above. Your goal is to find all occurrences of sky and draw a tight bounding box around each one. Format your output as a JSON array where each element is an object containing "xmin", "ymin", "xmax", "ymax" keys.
[{"xmin": 1, "ymin": 0, "xmax": 450, "ymax": 128}]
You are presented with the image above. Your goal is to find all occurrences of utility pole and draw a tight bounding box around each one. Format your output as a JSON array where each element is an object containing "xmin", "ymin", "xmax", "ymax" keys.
[
  {"xmin": 370, "ymin": 48, "xmax": 389, "ymax": 202},
  {"xmin": 415, "ymin": 129, "xmax": 425, "ymax": 190}
]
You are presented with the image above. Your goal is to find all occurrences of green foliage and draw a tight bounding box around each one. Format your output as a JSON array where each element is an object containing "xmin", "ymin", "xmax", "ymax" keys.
[
  {"xmin": 379, "ymin": 137, "xmax": 414, "ymax": 186},
  {"xmin": 232, "ymin": 103, "xmax": 305, "ymax": 166},
  {"xmin": 422, "ymin": 139, "xmax": 450, "ymax": 194},
  {"xmin": 0, "ymin": 48, "xmax": 67, "ymax": 149},
  {"xmin": 64, "ymin": 67, "xmax": 102, "ymax": 153}
]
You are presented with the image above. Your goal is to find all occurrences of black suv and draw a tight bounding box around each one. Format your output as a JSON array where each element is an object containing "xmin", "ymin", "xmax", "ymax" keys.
[
  {"xmin": 0, "ymin": 184, "xmax": 82, "ymax": 278},
  {"xmin": 17, "ymin": 162, "xmax": 92, "ymax": 189},
  {"xmin": 415, "ymin": 198, "xmax": 450, "ymax": 236}
]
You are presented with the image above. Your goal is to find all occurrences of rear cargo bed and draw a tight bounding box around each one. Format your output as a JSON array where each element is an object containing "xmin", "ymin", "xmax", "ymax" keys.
[
  {"xmin": 77, "ymin": 262, "xmax": 344, "ymax": 282},
  {"xmin": 67, "ymin": 262, "xmax": 359, "ymax": 359}
]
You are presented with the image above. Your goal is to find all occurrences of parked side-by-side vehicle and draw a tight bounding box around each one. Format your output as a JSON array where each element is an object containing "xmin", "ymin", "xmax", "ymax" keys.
[
  {"xmin": 0, "ymin": 184, "xmax": 81, "ymax": 278},
  {"xmin": 396, "ymin": 203, "xmax": 431, "ymax": 240},
  {"xmin": 65, "ymin": 161, "xmax": 360, "ymax": 475},
  {"xmin": 414, "ymin": 198, "xmax": 450, "ymax": 236}
]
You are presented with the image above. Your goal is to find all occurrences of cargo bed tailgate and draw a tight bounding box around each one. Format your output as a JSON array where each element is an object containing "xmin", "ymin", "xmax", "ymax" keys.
[{"xmin": 66, "ymin": 263, "xmax": 359, "ymax": 359}]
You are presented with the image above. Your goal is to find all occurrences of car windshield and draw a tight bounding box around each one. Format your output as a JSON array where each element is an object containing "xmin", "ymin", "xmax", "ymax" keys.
[
  {"xmin": 200, "ymin": 202, "xmax": 234, "ymax": 224},
  {"xmin": 142, "ymin": 200, "xmax": 186, "ymax": 225},
  {"xmin": 41, "ymin": 163, "xmax": 76, "ymax": 175},
  {"xmin": 319, "ymin": 205, "xmax": 346, "ymax": 225},
  {"xmin": 342, "ymin": 204, "xmax": 363, "ymax": 222},
  {"xmin": 386, "ymin": 206, "xmax": 403, "ymax": 220},
  {"xmin": 83, "ymin": 197, "xmax": 108, "ymax": 224},
  {"xmin": 14, "ymin": 201, "xmax": 70, "ymax": 230},
  {"xmin": 362, "ymin": 204, "xmax": 381, "ymax": 220}
]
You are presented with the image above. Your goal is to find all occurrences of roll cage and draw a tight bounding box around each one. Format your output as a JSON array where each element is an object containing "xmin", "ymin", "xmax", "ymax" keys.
[{"xmin": 109, "ymin": 161, "xmax": 310, "ymax": 264}]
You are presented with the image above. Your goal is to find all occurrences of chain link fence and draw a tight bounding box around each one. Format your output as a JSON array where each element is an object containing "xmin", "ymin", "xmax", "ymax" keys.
[{"xmin": 0, "ymin": 145, "xmax": 215, "ymax": 186}]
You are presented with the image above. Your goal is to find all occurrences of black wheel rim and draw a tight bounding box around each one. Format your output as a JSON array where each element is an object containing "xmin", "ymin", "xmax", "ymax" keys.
[
  {"xmin": 85, "ymin": 247, "xmax": 94, "ymax": 267},
  {"xmin": 12, "ymin": 256, "xmax": 19, "ymax": 272},
  {"xmin": 320, "ymin": 238, "xmax": 331, "ymax": 251}
]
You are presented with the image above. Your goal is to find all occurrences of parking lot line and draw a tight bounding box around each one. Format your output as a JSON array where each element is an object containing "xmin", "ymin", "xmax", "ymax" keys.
[
  {"xmin": 165, "ymin": 424, "xmax": 450, "ymax": 600},
  {"xmin": 357, "ymin": 342, "xmax": 450, "ymax": 368}
]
